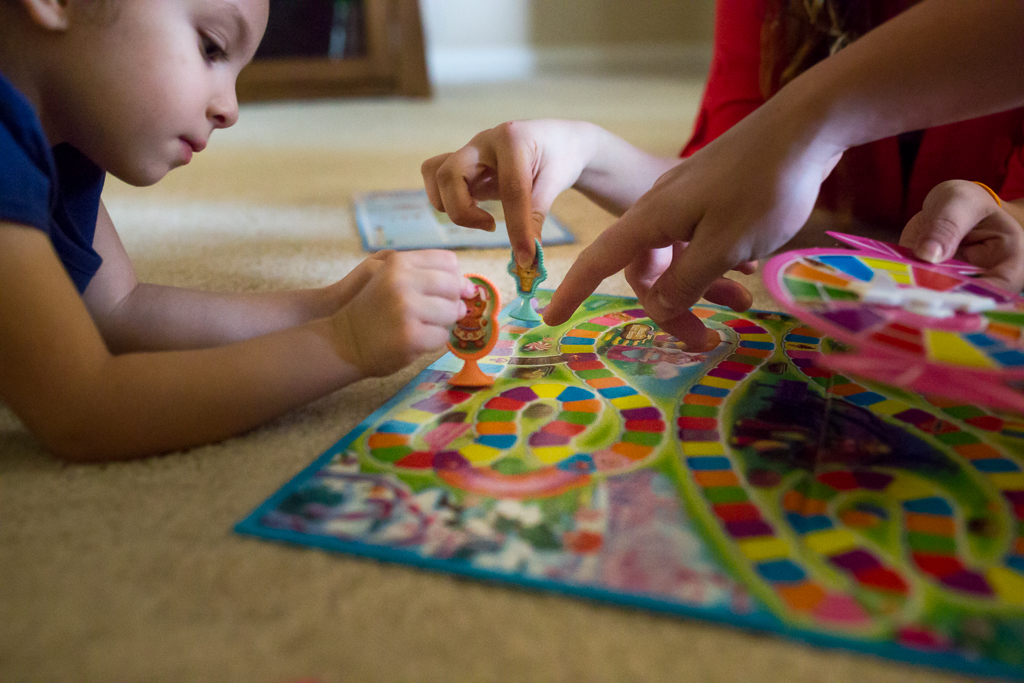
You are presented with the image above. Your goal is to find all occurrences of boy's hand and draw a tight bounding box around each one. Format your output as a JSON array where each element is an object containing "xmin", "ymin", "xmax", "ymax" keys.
[
  {"xmin": 900, "ymin": 180, "xmax": 1024, "ymax": 293},
  {"xmin": 421, "ymin": 120, "xmax": 596, "ymax": 266},
  {"xmin": 323, "ymin": 250, "xmax": 393, "ymax": 309},
  {"xmin": 331, "ymin": 250, "xmax": 475, "ymax": 377}
]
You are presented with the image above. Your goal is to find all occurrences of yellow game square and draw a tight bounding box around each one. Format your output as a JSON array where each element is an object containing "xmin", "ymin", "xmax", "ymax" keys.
[
  {"xmin": 681, "ymin": 441, "xmax": 725, "ymax": 456},
  {"xmin": 803, "ymin": 528, "xmax": 859, "ymax": 555}
]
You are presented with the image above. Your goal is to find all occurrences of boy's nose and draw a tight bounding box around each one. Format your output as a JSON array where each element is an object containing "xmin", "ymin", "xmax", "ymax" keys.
[{"xmin": 208, "ymin": 90, "xmax": 239, "ymax": 129}]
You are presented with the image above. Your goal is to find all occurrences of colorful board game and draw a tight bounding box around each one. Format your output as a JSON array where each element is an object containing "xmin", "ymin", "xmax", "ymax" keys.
[{"xmin": 237, "ymin": 291, "xmax": 1024, "ymax": 678}]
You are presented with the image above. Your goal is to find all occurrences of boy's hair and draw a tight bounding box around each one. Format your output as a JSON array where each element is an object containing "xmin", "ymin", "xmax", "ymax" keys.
[{"xmin": 760, "ymin": 0, "xmax": 914, "ymax": 98}]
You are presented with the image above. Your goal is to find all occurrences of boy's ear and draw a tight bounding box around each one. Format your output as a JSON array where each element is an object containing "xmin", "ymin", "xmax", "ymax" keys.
[{"xmin": 19, "ymin": 0, "xmax": 70, "ymax": 31}]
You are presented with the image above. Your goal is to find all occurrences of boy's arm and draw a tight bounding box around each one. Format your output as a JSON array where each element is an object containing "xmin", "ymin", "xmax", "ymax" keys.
[
  {"xmin": 0, "ymin": 221, "xmax": 364, "ymax": 460},
  {"xmin": 83, "ymin": 201, "xmax": 378, "ymax": 352}
]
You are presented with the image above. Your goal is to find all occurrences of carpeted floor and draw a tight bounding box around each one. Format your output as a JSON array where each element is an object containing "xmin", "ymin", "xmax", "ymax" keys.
[{"xmin": 0, "ymin": 75, "xmax": 984, "ymax": 682}]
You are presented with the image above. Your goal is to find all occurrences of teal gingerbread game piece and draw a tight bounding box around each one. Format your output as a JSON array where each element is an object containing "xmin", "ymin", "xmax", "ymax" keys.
[{"xmin": 507, "ymin": 239, "xmax": 547, "ymax": 323}]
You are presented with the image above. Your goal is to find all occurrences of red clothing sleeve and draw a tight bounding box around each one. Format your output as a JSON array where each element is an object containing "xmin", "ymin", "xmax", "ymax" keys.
[
  {"xmin": 681, "ymin": 0, "xmax": 768, "ymax": 158},
  {"xmin": 681, "ymin": 0, "xmax": 1024, "ymax": 227}
]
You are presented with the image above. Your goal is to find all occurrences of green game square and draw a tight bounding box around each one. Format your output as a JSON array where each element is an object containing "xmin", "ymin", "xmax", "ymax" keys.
[
  {"xmin": 942, "ymin": 405, "xmax": 986, "ymax": 420},
  {"xmin": 934, "ymin": 431, "xmax": 980, "ymax": 446},
  {"xmin": 985, "ymin": 310, "xmax": 1024, "ymax": 326},
  {"xmin": 622, "ymin": 431, "xmax": 662, "ymax": 446},
  {"xmin": 823, "ymin": 286, "xmax": 859, "ymax": 301},
  {"xmin": 680, "ymin": 404, "xmax": 718, "ymax": 418},
  {"xmin": 575, "ymin": 322, "xmax": 607, "ymax": 332},
  {"xmin": 784, "ymin": 278, "xmax": 822, "ymax": 300},
  {"xmin": 559, "ymin": 411, "xmax": 598, "ymax": 426},
  {"xmin": 477, "ymin": 409, "xmax": 516, "ymax": 422},
  {"xmin": 576, "ymin": 368, "xmax": 614, "ymax": 380},
  {"xmin": 906, "ymin": 532, "xmax": 957, "ymax": 554},
  {"xmin": 703, "ymin": 486, "xmax": 749, "ymax": 504},
  {"xmin": 370, "ymin": 445, "xmax": 412, "ymax": 463}
]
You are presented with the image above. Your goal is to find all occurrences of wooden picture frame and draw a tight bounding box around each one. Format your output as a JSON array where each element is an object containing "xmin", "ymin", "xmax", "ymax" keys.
[{"xmin": 237, "ymin": 0, "xmax": 430, "ymax": 102}]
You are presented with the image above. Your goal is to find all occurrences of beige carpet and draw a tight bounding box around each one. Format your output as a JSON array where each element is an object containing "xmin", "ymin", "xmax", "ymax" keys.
[{"xmin": 0, "ymin": 76, "xmax": 985, "ymax": 682}]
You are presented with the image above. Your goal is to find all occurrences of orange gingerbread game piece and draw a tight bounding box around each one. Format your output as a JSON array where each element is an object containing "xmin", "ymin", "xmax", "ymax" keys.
[{"xmin": 448, "ymin": 274, "xmax": 501, "ymax": 386}]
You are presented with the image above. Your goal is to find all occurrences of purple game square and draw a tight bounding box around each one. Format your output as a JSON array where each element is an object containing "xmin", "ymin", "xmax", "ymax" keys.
[
  {"xmin": 678, "ymin": 429, "xmax": 721, "ymax": 442},
  {"xmin": 502, "ymin": 386, "xmax": 539, "ymax": 402},
  {"xmin": 940, "ymin": 569, "xmax": 994, "ymax": 596},
  {"xmin": 622, "ymin": 407, "xmax": 662, "ymax": 421},
  {"xmin": 708, "ymin": 368, "xmax": 746, "ymax": 381},
  {"xmin": 1003, "ymin": 490, "xmax": 1024, "ymax": 505},
  {"xmin": 725, "ymin": 520, "xmax": 774, "ymax": 538},
  {"xmin": 412, "ymin": 396, "xmax": 453, "ymax": 414},
  {"xmin": 853, "ymin": 471, "xmax": 895, "ymax": 491},
  {"xmin": 829, "ymin": 549, "xmax": 881, "ymax": 572},
  {"xmin": 529, "ymin": 431, "xmax": 570, "ymax": 447}
]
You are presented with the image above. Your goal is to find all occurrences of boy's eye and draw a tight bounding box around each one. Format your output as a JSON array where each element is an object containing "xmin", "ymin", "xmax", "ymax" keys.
[{"xmin": 200, "ymin": 34, "xmax": 227, "ymax": 62}]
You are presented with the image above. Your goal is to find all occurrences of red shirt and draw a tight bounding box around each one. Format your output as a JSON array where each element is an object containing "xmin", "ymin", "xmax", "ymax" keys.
[{"xmin": 682, "ymin": 0, "xmax": 1024, "ymax": 228}]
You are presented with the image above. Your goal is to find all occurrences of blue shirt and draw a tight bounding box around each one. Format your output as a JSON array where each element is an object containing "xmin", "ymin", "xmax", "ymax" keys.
[{"xmin": 0, "ymin": 71, "xmax": 104, "ymax": 293}]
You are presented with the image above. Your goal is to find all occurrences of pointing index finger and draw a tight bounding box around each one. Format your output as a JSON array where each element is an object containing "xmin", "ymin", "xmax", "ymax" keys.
[{"xmin": 543, "ymin": 204, "xmax": 685, "ymax": 325}]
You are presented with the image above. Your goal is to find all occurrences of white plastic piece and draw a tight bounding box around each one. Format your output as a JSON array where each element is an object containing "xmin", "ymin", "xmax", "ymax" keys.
[{"xmin": 851, "ymin": 271, "xmax": 997, "ymax": 318}]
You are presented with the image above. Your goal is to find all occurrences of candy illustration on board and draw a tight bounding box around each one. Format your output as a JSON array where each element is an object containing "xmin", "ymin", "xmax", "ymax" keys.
[
  {"xmin": 507, "ymin": 239, "xmax": 547, "ymax": 323},
  {"xmin": 448, "ymin": 274, "xmax": 501, "ymax": 387},
  {"xmin": 763, "ymin": 232, "xmax": 1024, "ymax": 413}
]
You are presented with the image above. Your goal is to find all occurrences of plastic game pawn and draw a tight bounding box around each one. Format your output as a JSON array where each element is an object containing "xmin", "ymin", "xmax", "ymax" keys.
[
  {"xmin": 507, "ymin": 239, "xmax": 547, "ymax": 323},
  {"xmin": 448, "ymin": 274, "xmax": 502, "ymax": 387}
]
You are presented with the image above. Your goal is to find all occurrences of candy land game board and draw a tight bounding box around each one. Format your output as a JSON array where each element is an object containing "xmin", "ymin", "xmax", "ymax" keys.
[{"xmin": 237, "ymin": 289, "xmax": 1024, "ymax": 679}]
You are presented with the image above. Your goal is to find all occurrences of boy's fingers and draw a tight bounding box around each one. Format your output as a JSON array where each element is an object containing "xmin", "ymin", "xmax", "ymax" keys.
[
  {"xmin": 408, "ymin": 321, "xmax": 451, "ymax": 353},
  {"xmin": 420, "ymin": 154, "xmax": 450, "ymax": 211},
  {"xmin": 435, "ymin": 148, "xmax": 496, "ymax": 232},
  {"xmin": 404, "ymin": 249, "xmax": 464, "ymax": 271},
  {"xmin": 416, "ymin": 294, "xmax": 468, "ymax": 326},
  {"xmin": 412, "ymin": 269, "xmax": 472, "ymax": 300},
  {"xmin": 494, "ymin": 140, "xmax": 540, "ymax": 265}
]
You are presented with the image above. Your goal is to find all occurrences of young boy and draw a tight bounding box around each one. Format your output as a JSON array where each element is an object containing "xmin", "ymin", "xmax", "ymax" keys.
[{"xmin": 0, "ymin": 0, "xmax": 474, "ymax": 461}]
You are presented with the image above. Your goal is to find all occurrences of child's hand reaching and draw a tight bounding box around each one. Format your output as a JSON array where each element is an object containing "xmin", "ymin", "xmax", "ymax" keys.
[
  {"xmin": 421, "ymin": 119, "xmax": 686, "ymax": 268},
  {"xmin": 421, "ymin": 120, "xmax": 601, "ymax": 266},
  {"xmin": 900, "ymin": 180, "xmax": 1024, "ymax": 293},
  {"xmin": 331, "ymin": 250, "xmax": 475, "ymax": 376}
]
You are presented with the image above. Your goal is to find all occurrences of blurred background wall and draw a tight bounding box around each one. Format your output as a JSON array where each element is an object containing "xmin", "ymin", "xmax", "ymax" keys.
[{"xmin": 420, "ymin": 0, "xmax": 715, "ymax": 84}]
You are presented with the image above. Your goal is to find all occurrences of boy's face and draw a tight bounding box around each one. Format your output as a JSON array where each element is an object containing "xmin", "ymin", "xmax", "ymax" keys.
[{"xmin": 43, "ymin": 0, "xmax": 269, "ymax": 186}]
